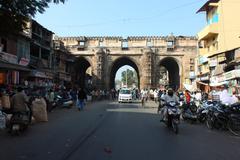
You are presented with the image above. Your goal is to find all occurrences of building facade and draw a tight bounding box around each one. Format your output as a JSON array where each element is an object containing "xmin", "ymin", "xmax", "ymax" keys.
[
  {"xmin": 56, "ymin": 35, "xmax": 198, "ymax": 90},
  {"xmin": 53, "ymin": 40, "xmax": 73, "ymax": 84},
  {"xmin": 28, "ymin": 20, "xmax": 55, "ymax": 87},
  {"xmin": 0, "ymin": 23, "xmax": 31, "ymax": 86},
  {"xmin": 197, "ymin": 0, "xmax": 240, "ymax": 92}
]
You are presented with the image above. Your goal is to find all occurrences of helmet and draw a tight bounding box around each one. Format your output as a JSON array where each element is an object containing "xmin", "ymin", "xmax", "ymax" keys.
[{"xmin": 168, "ymin": 88, "xmax": 174, "ymax": 96}]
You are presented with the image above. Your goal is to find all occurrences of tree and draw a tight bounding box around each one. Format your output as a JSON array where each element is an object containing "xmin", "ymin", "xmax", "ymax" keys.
[
  {"xmin": 0, "ymin": 0, "xmax": 66, "ymax": 35},
  {"xmin": 121, "ymin": 69, "xmax": 138, "ymax": 88}
]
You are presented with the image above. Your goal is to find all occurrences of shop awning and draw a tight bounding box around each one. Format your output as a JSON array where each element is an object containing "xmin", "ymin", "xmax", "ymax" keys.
[
  {"xmin": 196, "ymin": 81, "xmax": 209, "ymax": 86},
  {"xmin": 183, "ymin": 83, "xmax": 197, "ymax": 92},
  {"xmin": 0, "ymin": 60, "xmax": 30, "ymax": 72},
  {"xmin": 210, "ymin": 81, "xmax": 228, "ymax": 87}
]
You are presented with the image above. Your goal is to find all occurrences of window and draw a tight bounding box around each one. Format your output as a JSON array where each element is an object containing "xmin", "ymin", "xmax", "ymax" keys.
[
  {"xmin": 78, "ymin": 41, "xmax": 85, "ymax": 51},
  {"xmin": 99, "ymin": 40, "xmax": 104, "ymax": 48},
  {"xmin": 167, "ymin": 40, "xmax": 174, "ymax": 51},
  {"xmin": 1, "ymin": 38, "xmax": 7, "ymax": 52},
  {"xmin": 17, "ymin": 39, "xmax": 30, "ymax": 61},
  {"xmin": 190, "ymin": 58, "xmax": 194, "ymax": 64},
  {"xmin": 167, "ymin": 41, "xmax": 174, "ymax": 47},
  {"xmin": 122, "ymin": 40, "xmax": 128, "ymax": 50},
  {"xmin": 147, "ymin": 40, "xmax": 153, "ymax": 47},
  {"xmin": 79, "ymin": 41, "xmax": 85, "ymax": 46},
  {"xmin": 198, "ymin": 41, "xmax": 204, "ymax": 48},
  {"xmin": 190, "ymin": 66, "xmax": 194, "ymax": 71}
]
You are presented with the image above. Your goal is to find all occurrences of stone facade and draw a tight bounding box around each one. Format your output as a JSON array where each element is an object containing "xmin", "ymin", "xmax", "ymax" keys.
[{"xmin": 55, "ymin": 36, "xmax": 198, "ymax": 90}]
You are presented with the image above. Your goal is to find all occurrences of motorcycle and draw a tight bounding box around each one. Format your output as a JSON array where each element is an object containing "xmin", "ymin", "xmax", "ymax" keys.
[
  {"xmin": 55, "ymin": 95, "xmax": 73, "ymax": 108},
  {"xmin": 182, "ymin": 100, "xmax": 198, "ymax": 123},
  {"xmin": 8, "ymin": 110, "xmax": 31, "ymax": 135},
  {"xmin": 161, "ymin": 101, "xmax": 181, "ymax": 134},
  {"xmin": 0, "ymin": 110, "xmax": 7, "ymax": 130},
  {"xmin": 196, "ymin": 100, "xmax": 213, "ymax": 123},
  {"xmin": 206, "ymin": 102, "xmax": 240, "ymax": 136}
]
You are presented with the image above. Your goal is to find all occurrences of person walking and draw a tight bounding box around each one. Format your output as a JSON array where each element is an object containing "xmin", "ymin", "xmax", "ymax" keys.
[
  {"xmin": 70, "ymin": 88, "xmax": 77, "ymax": 106},
  {"xmin": 154, "ymin": 89, "xmax": 159, "ymax": 103},
  {"xmin": 77, "ymin": 88, "xmax": 87, "ymax": 111}
]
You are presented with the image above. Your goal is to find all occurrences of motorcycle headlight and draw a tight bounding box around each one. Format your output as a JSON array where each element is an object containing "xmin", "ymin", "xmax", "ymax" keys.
[
  {"xmin": 168, "ymin": 108, "xmax": 177, "ymax": 115},
  {"xmin": 168, "ymin": 109, "xmax": 173, "ymax": 114},
  {"xmin": 196, "ymin": 102, "xmax": 200, "ymax": 106}
]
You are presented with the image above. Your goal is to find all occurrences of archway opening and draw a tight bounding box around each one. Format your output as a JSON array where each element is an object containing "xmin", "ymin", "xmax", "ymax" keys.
[
  {"xmin": 74, "ymin": 57, "xmax": 92, "ymax": 90},
  {"xmin": 110, "ymin": 57, "xmax": 140, "ymax": 90},
  {"xmin": 158, "ymin": 57, "xmax": 180, "ymax": 90},
  {"xmin": 115, "ymin": 65, "xmax": 139, "ymax": 90}
]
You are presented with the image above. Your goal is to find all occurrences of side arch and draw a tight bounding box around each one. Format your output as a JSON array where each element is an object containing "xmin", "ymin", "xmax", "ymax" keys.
[
  {"xmin": 73, "ymin": 56, "xmax": 93, "ymax": 88},
  {"xmin": 158, "ymin": 56, "xmax": 182, "ymax": 90}
]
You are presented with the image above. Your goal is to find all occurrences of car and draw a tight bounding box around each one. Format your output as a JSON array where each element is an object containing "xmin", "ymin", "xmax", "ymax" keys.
[{"xmin": 118, "ymin": 88, "xmax": 133, "ymax": 103}]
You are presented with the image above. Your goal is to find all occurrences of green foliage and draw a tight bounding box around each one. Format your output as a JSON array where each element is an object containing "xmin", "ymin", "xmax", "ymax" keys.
[
  {"xmin": 121, "ymin": 69, "xmax": 138, "ymax": 87},
  {"xmin": 0, "ymin": 0, "xmax": 66, "ymax": 35}
]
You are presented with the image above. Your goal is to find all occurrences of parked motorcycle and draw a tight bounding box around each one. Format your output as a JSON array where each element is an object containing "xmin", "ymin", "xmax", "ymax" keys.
[
  {"xmin": 206, "ymin": 102, "xmax": 240, "ymax": 136},
  {"xmin": 161, "ymin": 101, "xmax": 181, "ymax": 134},
  {"xmin": 0, "ymin": 110, "xmax": 7, "ymax": 130},
  {"xmin": 196, "ymin": 100, "xmax": 213, "ymax": 123},
  {"xmin": 182, "ymin": 99, "xmax": 199, "ymax": 123},
  {"xmin": 182, "ymin": 100, "xmax": 198, "ymax": 123},
  {"xmin": 55, "ymin": 95, "xmax": 73, "ymax": 108}
]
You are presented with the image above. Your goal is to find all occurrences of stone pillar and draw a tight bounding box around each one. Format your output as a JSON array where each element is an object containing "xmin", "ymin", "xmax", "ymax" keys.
[
  {"xmin": 92, "ymin": 48, "xmax": 105, "ymax": 90},
  {"xmin": 140, "ymin": 48, "xmax": 154, "ymax": 89}
]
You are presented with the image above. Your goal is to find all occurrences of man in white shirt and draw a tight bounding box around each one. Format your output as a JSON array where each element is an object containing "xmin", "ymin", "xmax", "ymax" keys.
[
  {"xmin": 219, "ymin": 86, "xmax": 232, "ymax": 104},
  {"xmin": 195, "ymin": 90, "xmax": 202, "ymax": 101}
]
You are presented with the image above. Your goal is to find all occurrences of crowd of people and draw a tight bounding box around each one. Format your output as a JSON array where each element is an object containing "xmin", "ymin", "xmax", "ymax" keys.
[{"xmin": 1, "ymin": 83, "xmax": 239, "ymax": 113}]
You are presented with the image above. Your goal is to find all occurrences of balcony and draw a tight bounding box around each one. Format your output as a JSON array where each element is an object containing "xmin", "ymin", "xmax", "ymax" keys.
[
  {"xmin": 198, "ymin": 23, "xmax": 218, "ymax": 40},
  {"xmin": 199, "ymin": 48, "xmax": 209, "ymax": 56}
]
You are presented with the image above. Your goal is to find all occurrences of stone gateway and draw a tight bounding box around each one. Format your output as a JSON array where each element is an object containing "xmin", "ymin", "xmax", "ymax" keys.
[{"xmin": 56, "ymin": 36, "xmax": 197, "ymax": 90}]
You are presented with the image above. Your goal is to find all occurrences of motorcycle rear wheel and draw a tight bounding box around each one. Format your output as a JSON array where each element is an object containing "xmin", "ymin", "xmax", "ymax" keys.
[
  {"xmin": 227, "ymin": 120, "xmax": 240, "ymax": 137},
  {"xmin": 206, "ymin": 115, "xmax": 214, "ymax": 129},
  {"xmin": 172, "ymin": 120, "xmax": 179, "ymax": 134},
  {"xmin": 11, "ymin": 125, "xmax": 20, "ymax": 136}
]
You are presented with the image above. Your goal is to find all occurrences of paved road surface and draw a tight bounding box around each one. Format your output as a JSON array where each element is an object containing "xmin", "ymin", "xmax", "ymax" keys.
[{"xmin": 0, "ymin": 101, "xmax": 240, "ymax": 160}]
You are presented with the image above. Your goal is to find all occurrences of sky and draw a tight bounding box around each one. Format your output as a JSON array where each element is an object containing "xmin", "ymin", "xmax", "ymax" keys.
[
  {"xmin": 35, "ymin": 0, "xmax": 207, "ymax": 37},
  {"xmin": 35, "ymin": 0, "xmax": 207, "ymax": 80}
]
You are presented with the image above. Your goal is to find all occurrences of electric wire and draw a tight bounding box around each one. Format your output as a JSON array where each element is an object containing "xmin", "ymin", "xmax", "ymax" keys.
[{"xmin": 54, "ymin": 0, "xmax": 205, "ymax": 28}]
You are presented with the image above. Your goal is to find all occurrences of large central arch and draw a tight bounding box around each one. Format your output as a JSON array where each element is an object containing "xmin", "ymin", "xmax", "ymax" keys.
[
  {"xmin": 158, "ymin": 57, "xmax": 180, "ymax": 90},
  {"xmin": 109, "ymin": 57, "xmax": 140, "ymax": 89}
]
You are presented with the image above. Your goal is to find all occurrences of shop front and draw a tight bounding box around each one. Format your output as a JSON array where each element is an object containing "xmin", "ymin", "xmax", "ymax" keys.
[
  {"xmin": 27, "ymin": 70, "xmax": 54, "ymax": 88},
  {"xmin": 196, "ymin": 73, "xmax": 210, "ymax": 93},
  {"xmin": 210, "ymin": 69, "xmax": 240, "ymax": 94},
  {"xmin": 0, "ymin": 52, "xmax": 30, "ymax": 86}
]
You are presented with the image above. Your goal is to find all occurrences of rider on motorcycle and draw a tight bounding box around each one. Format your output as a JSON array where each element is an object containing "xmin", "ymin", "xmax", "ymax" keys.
[
  {"xmin": 11, "ymin": 87, "xmax": 31, "ymax": 122},
  {"xmin": 11, "ymin": 87, "xmax": 29, "ymax": 112},
  {"xmin": 161, "ymin": 88, "xmax": 179, "ymax": 121}
]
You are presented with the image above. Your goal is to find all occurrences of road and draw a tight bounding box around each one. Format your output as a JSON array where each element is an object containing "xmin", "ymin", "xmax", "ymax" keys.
[{"xmin": 0, "ymin": 100, "xmax": 240, "ymax": 160}]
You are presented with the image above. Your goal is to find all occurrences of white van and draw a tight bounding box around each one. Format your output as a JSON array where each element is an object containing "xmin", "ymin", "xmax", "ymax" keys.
[{"xmin": 118, "ymin": 88, "xmax": 132, "ymax": 103}]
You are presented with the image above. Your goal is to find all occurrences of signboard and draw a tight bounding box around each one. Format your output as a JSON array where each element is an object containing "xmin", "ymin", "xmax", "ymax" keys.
[
  {"xmin": 209, "ymin": 59, "xmax": 218, "ymax": 67},
  {"xmin": 223, "ymin": 69, "xmax": 240, "ymax": 81},
  {"xmin": 199, "ymin": 56, "xmax": 208, "ymax": 64},
  {"xmin": 19, "ymin": 58, "xmax": 30, "ymax": 66},
  {"xmin": 0, "ymin": 51, "xmax": 18, "ymax": 64},
  {"xmin": 200, "ymin": 75, "xmax": 209, "ymax": 81},
  {"xmin": 32, "ymin": 70, "xmax": 47, "ymax": 78}
]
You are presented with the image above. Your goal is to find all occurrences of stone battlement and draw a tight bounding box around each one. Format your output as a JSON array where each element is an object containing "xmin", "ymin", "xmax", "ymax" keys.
[{"xmin": 55, "ymin": 36, "xmax": 197, "ymax": 41}]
